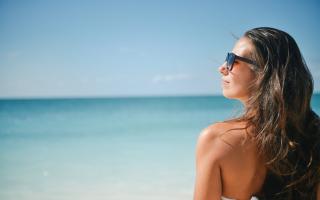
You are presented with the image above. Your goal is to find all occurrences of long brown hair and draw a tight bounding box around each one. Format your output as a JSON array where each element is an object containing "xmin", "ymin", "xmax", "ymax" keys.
[{"xmin": 234, "ymin": 27, "xmax": 320, "ymax": 199}]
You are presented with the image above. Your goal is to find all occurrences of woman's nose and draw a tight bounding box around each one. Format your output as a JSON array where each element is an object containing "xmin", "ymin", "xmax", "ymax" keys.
[{"xmin": 218, "ymin": 63, "xmax": 228, "ymax": 75}]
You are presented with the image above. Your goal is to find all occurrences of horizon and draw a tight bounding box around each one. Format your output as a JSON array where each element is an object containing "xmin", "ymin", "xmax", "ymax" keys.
[{"xmin": 1, "ymin": 92, "xmax": 320, "ymax": 101}]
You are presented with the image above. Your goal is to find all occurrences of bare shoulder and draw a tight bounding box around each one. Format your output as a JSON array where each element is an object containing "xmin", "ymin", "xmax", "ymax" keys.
[
  {"xmin": 198, "ymin": 121, "xmax": 249, "ymax": 148},
  {"xmin": 196, "ymin": 121, "xmax": 249, "ymax": 162}
]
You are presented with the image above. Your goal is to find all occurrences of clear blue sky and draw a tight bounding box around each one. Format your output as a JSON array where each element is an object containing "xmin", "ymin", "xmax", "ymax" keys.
[{"xmin": 1, "ymin": 0, "xmax": 319, "ymax": 98}]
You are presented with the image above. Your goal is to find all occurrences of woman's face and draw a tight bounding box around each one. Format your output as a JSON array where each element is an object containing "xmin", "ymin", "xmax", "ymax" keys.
[{"xmin": 219, "ymin": 37, "xmax": 257, "ymax": 104}]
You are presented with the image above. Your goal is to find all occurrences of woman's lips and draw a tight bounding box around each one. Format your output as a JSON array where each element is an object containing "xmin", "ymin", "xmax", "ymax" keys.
[
  {"xmin": 222, "ymin": 79, "xmax": 230, "ymax": 84},
  {"xmin": 221, "ymin": 79, "xmax": 230, "ymax": 86}
]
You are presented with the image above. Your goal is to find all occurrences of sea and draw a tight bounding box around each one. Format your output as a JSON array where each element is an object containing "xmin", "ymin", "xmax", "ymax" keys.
[{"xmin": 0, "ymin": 94, "xmax": 319, "ymax": 200}]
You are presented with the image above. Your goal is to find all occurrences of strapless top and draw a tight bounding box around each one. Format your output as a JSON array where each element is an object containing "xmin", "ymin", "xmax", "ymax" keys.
[
  {"xmin": 221, "ymin": 196, "xmax": 235, "ymax": 200},
  {"xmin": 221, "ymin": 196, "xmax": 259, "ymax": 200}
]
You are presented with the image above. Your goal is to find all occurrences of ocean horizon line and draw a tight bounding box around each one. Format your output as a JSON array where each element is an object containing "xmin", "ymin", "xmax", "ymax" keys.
[
  {"xmin": 0, "ymin": 92, "xmax": 319, "ymax": 101},
  {"xmin": 0, "ymin": 93, "xmax": 224, "ymax": 101}
]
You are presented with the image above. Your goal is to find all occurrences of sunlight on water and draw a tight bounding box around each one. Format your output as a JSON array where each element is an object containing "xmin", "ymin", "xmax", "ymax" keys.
[{"xmin": 0, "ymin": 95, "xmax": 319, "ymax": 200}]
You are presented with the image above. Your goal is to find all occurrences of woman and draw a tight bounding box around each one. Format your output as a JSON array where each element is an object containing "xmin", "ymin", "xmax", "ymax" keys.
[{"xmin": 193, "ymin": 27, "xmax": 320, "ymax": 200}]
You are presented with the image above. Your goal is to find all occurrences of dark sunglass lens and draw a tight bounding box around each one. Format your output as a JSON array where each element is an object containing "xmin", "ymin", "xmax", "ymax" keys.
[
  {"xmin": 226, "ymin": 53, "xmax": 230, "ymax": 69},
  {"xmin": 226, "ymin": 53, "xmax": 234, "ymax": 71}
]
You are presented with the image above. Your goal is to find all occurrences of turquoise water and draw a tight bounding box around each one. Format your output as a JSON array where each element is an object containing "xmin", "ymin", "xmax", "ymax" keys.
[{"xmin": 0, "ymin": 95, "xmax": 319, "ymax": 200}]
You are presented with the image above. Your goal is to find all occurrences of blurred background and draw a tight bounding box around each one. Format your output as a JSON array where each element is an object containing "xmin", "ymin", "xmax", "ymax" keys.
[
  {"xmin": 0, "ymin": 0, "xmax": 319, "ymax": 199},
  {"xmin": 1, "ymin": 0, "xmax": 320, "ymax": 98}
]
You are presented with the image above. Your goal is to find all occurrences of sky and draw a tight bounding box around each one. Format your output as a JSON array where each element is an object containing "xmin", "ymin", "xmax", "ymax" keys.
[{"xmin": 0, "ymin": 0, "xmax": 319, "ymax": 98}]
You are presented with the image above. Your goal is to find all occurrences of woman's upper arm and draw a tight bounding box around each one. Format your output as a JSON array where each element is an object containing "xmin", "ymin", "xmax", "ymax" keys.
[{"xmin": 193, "ymin": 126, "xmax": 231, "ymax": 200}]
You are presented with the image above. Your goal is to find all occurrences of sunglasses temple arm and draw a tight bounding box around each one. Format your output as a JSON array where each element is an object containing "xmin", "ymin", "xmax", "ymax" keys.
[{"xmin": 236, "ymin": 56, "xmax": 258, "ymax": 66}]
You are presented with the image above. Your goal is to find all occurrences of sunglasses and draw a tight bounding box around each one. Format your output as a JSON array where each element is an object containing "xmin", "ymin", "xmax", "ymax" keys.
[{"xmin": 225, "ymin": 52, "xmax": 258, "ymax": 71}]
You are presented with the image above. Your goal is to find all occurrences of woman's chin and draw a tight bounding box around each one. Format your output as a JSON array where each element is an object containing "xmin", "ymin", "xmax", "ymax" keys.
[
  {"xmin": 222, "ymin": 90, "xmax": 235, "ymax": 99},
  {"xmin": 222, "ymin": 91, "xmax": 248, "ymax": 105}
]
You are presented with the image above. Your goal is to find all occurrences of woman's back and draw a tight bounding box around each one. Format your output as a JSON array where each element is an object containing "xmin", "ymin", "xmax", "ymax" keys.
[{"xmin": 209, "ymin": 122, "xmax": 267, "ymax": 200}]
